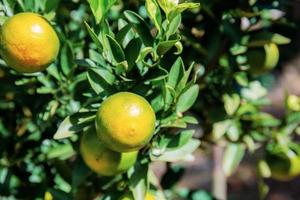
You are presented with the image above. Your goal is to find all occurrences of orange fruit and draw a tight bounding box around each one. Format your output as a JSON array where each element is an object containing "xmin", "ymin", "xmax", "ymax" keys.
[
  {"xmin": 80, "ymin": 127, "xmax": 138, "ymax": 176},
  {"xmin": 246, "ymin": 43, "xmax": 279, "ymax": 75},
  {"xmin": 266, "ymin": 148, "xmax": 300, "ymax": 181},
  {"xmin": 95, "ymin": 92, "xmax": 156, "ymax": 152},
  {"xmin": 0, "ymin": 12, "xmax": 60, "ymax": 73},
  {"xmin": 119, "ymin": 192, "xmax": 155, "ymax": 200}
]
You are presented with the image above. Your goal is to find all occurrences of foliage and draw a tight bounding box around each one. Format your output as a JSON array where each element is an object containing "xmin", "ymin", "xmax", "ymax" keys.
[{"xmin": 0, "ymin": 0, "xmax": 299, "ymax": 199}]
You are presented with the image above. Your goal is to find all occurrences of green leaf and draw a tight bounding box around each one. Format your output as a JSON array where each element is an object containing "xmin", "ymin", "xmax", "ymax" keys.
[
  {"xmin": 146, "ymin": 0, "xmax": 162, "ymax": 33},
  {"xmin": 167, "ymin": 57, "xmax": 184, "ymax": 89},
  {"xmin": 106, "ymin": 35, "xmax": 126, "ymax": 63},
  {"xmin": 182, "ymin": 115, "xmax": 198, "ymax": 124},
  {"xmin": 176, "ymin": 62, "xmax": 195, "ymax": 94},
  {"xmin": 53, "ymin": 112, "xmax": 95, "ymax": 140},
  {"xmin": 166, "ymin": 14, "xmax": 181, "ymax": 38},
  {"xmin": 223, "ymin": 93, "xmax": 240, "ymax": 115},
  {"xmin": 192, "ymin": 191, "xmax": 213, "ymax": 200},
  {"xmin": 212, "ymin": 120, "xmax": 231, "ymax": 140},
  {"xmin": 169, "ymin": 2, "xmax": 200, "ymax": 20},
  {"xmin": 115, "ymin": 24, "xmax": 132, "ymax": 45},
  {"xmin": 136, "ymin": 47, "xmax": 154, "ymax": 63},
  {"xmin": 71, "ymin": 159, "xmax": 90, "ymax": 188},
  {"xmin": 223, "ymin": 143, "xmax": 245, "ymax": 176},
  {"xmin": 155, "ymin": 129, "xmax": 195, "ymax": 151},
  {"xmin": 47, "ymin": 64, "xmax": 61, "ymax": 81},
  {"xmin": 47, "ymin": 143, "xmax": 75, "ymax": 160},
  {"xmin": 176, "ymin": 85, "xmax": 199, "ymax": 113},
  {"xmin": 157, "ymin": 0, "xmax": 178, "ymax": 16},
  {"xmin": 258, "ymin": 178, "xmax": 269, "ymax": 199},
  {"xmin": 174, "ymin": 41, "xmax": 183, "ymax": 55},
  {"xmin": 125, "ymin": 38, "xmax": 142, "ymax": 70},
  {"xmin": 226, "ymin": 120, "xmax": 241, "ymax": 141},
  {"xmin": 128, "ymin": 163, "xmax": 149, "ymax": 200},
  {"xmin": 3, "ymin": 0, "xmax": 16, "ymax": 16},
  {"xmin": 87, "ymin": 68, "xmax": 115, "ymax": 95},
  {"xmin": 87, "ymin": 0, "xmax": 118, "ymax": 24},
  {"xmin": 157, "ymin": 39, "xmax": 179, "ymax": 56},
  {"xmin": 251, "ymin": 112, "xmax": 280, "ymax": 127},
  {"xmin": 60, "ymin": 42, "xmax": 75, "ymax": 76},
  {"xmin": 84, "ymin": 21, "xmax": 103, "ymax": 52},
  {"xmin": 234, "ymin": 72, "xmax": 248, "ymax": 86},
  {"xmin": 241, "ymin": 81, "xmax": 267, "ymax": 101},
  {"xmin": 167, "ymin": 129, "xmax": 195, "ymax": 148},
  {"xmin": 124, "ymin": 10, "xmax": 154, "ymax": 46},
  {"xmin": 44, "ymin": 0, "xmax": 61, "ymax": 12},
  {"xmin": 151, "ymin": 139, "xmax": 200, "ymax": 162},
  {"xmin": 258, "ymin": 159, "xmax": 271, "ymax": 178}
]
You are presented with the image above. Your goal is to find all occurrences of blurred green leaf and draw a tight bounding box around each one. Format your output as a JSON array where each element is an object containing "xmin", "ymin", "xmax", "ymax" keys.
[
  {"xmin": 47, "ymin": 142, "xmax": 75, "ymax": 160},
  {"xmin": 223, "ymin": 143, "xmax": 245, "ymax": 176},
  {"xmin": 60, "ymin": 42, "xmax": 75, "ymax": 76},
  {"xmin": 223, "ymin": 93, "xmax": 240, "ymax": 115}
]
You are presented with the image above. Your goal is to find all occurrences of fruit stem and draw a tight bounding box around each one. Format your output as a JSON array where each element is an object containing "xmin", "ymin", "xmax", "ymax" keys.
[{"xmin": 212, "ymin": 144, "xmax": 227, "ymax": 200}]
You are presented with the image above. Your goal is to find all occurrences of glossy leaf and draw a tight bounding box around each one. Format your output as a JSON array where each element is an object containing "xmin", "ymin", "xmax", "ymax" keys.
[
  {"xmin": 124, "ymin": 10, "xmax": 154, "ymax": 46},
  {"xmin": 125, "ymin": 38, "xmax": 142, "ymax": 70},
  {"xmin": 176, "ymin": 85, "xmax": 199, "ymax": 113},
  {"xmin": 146, "ymin": 0, "xmax": 162, "ymax": 33},
  {"xmin": 157, "ymin": 39, "xmax": 179, "ymax": 56},
  {"xmin": 84, "ymin": 21, "xmax": 103, "ymax": 52},
  {"xmin": 106, "ymin": 35, "xmax": 126, "ymax": 63},
  {"xmin": 53, "ymin": 112, "xmax": 95, "ymax": 139},
  {"xmin": 88, "ymin": 0, "xmax": 118, "ymax": 24}
]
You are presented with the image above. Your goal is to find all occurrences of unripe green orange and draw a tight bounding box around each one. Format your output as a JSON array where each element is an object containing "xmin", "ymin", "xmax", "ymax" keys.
[
  {"xmin": 80, "ymin": 127, "xmax": 138, "ymax": 176},
  {"xmin": 246, "ymin": 43, "xmax": 279, "ymax": 75},
  {"xmin": 95, "ymin": 92, "xmax": 156, "ymax": 152},
  {"xmin": 266, "ymin": 148, "xmax": 300, "ymax": 181},
  {"xmin": 0, "ymin": 12, "xmax": 60, "ymax": 73}
]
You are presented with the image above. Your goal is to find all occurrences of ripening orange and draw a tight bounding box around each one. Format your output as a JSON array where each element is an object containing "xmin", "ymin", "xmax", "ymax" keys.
[
  {"xmin": 0, "ymin": 12, "xmax": 60, "ymax": 73},
  {"xmin": 95, "ymin": 92, "xmax": 156, "ymax": 152},
  {"xmin": 80, "ymin": 127, "xmax": 138, "ymax": 176}
]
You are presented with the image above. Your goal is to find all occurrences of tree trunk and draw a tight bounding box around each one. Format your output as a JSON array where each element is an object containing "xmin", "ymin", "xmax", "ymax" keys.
[{"xmin": 212, "ymin": 144, "xmax": 227, "ymax": 200}]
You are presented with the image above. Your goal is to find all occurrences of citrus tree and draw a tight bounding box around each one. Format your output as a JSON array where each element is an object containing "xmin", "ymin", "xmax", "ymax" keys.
[{"xmin": 0, "ymin": 0, "xmax": 299, "ymax": 200}]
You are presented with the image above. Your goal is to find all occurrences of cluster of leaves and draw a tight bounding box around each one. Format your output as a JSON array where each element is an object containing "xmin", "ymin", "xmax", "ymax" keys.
[
  {"xmin": 0, "ymin": 0, "xmax": 299, "ymax": 200},
  {"xmin": 180, "ymin": 0, "xmax": 300, "ymax": 198}
]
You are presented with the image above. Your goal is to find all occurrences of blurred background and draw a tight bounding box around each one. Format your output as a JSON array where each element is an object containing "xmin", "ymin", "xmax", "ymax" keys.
[{"xmin": 1, "ymin": 0, "xmax": 300, "ymax": 200}]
